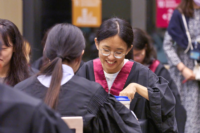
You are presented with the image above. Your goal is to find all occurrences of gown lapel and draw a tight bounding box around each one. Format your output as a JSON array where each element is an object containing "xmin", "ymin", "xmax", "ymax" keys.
[
  {"xmin": 93, "ymin": 59, "xmax": 134, "ymax": 95},
  {"xmin": 149, "ymin": 60, "xmax": 160, "ymax": 72}
]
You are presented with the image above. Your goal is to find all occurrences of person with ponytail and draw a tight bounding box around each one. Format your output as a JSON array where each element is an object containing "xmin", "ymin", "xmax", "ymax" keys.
[
  {"xmin": 14, "ymin": 23, "xmax": 142, "ymax": 133},
  {"xmin": 31, "ymin": 29, "xmax": 84, "ymax": 72},
  {"xmin": 0, "ymin": 36, "xmax": 72, "ymax": 133}
]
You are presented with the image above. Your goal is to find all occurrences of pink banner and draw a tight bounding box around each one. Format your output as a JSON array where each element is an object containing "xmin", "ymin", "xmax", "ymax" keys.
[{"xmin": 156, "ymin": 0, "xmax": 181, "ymax": 28}]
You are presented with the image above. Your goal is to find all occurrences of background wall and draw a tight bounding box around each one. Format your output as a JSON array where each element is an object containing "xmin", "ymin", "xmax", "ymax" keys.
[
  {"xmin": 102, "ymin": 0, "xmax": 131, "ymax": 21},
  {"xmin": 131, "ymin": 0, "xmax": 146, "ymax": 30},
  {"xmin": 0, "ymin": 0, "xmax": 23, "ymax": 34}
]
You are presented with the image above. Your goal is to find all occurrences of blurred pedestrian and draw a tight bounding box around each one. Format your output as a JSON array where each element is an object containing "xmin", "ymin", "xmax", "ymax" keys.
[{"xmin": 163, "ymin": 0, "xmax": 200, "ymax": 132}]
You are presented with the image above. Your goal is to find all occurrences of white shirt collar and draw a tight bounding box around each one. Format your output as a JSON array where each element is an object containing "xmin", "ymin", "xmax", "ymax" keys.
[
  {"xmin": 37, "ymin": 64, "xmax": 74, "ymax": 88},
  {"xmin": 104, "ymin": 59, "xmax": 129, "ymax": 91}
]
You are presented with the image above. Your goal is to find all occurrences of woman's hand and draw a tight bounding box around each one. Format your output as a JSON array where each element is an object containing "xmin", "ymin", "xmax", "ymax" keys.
[
  {"xmin": 119, "ymin": 83, "xmax": 136, "ymax": 100},
  {"xmin": 177, "ymin": 62, "xmax": 195, "ymax": 82},
  {"xmin": 182, "ymin": 67, "xmax": 196, "ymax": 81},
  {"xmin": 119, "ymin": 83, "xmax": 149, "ymax": 101}
]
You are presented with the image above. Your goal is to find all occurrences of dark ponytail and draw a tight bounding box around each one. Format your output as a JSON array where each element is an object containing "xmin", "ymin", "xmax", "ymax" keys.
[
  {"xmin": 40, "ymin": 23, "xmax": 85, "ymax": 109},
  {"xmin": 41, "ymin": 57, "xmax": 62, "ymax": 109}
]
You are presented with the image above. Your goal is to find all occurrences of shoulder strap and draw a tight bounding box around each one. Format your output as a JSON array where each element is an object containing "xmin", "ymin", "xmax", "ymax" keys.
[{"xmin": 182, "ymin": 14, "xmax": 193, "ymax": 53}]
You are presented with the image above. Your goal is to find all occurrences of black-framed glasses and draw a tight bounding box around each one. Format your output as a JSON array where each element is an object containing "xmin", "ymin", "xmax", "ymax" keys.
[{"xmin": 99, "ymin": 48, "xmax": 125, "ymax": 59}]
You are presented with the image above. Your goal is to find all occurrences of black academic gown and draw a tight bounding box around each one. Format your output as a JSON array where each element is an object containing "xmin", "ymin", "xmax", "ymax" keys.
[
  {"xmin": 76, "ymin": 60, "xmax": 178, "ymax": 133},
  {"xmin": 149, "ymin": 60, "xmax": 186, "ymax": 133},
  {"xmin": 14, "ymin": 75, "xmax": 142, "ymax": 133},
  {"xmin": 0, "ymin": 84, "xmax": 71, "ymax": 133},
  {"xmin": 29, "ymin": 66, "xmax": 39, "ymax": 76}
]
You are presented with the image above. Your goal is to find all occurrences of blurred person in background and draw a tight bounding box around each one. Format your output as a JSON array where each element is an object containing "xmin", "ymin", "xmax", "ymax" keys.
[
  {"xmin": 0, "ymin": 19, "xmax": 31, "ymax": 86},
  {"xmin": 163, "ymin": 0, "xmax": 200, "ymax": 132},
  {"xmin": 23, "ymin": 40, "xmax": 39, "ymax": 74},
  {"xmin": 126, "ymin": 28, "xmax": 187, "ymax": 133},
  {"xmin": 15, "ymin": 23, "xmax": 142, "ymax": 133},
  {"xmin": 24, "ymin": 40, "xmax": 31, "ymax": 64}
]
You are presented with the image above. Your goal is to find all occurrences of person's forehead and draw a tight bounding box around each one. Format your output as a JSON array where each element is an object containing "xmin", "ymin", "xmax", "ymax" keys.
[
  {"xmin": 0, "ymin": 34, "xmax": 13, "ymax": 47},
  {"xmin": 99, "ymin": 36, "xmax": 127, "ymax": 49},
  {"xmin": 133, "ymin": 49, "xmax": 145, "ymax": 54}
]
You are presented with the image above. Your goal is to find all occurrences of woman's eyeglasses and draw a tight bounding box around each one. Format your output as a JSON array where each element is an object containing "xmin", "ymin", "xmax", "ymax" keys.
[{"xmin": 99, "ymin": 48, "xmax": 125, "ymax": 59}]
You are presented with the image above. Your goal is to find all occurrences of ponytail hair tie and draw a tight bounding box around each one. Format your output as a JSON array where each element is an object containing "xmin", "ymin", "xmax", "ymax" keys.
[{"xmin": 57, "ymin": 55, "xmax": 64, "ymax": 60}]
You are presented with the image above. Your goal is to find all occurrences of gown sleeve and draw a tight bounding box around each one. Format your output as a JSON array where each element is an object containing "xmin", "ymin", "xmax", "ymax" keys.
[
  {"xmin": 147, "ymin": 69, "xmax": 178, "ymax": 133},
  {"xmin": 31, "ymin": 103, "xmax": 72, "ymax": 133},
  {"xmin": 155, "ymin": 64, "xmax": 181, "ymax": 102},
  {"xmin": 155, "ymin": 64, "xmax": 186, "ymax": 133},
  {"xmin": 83, "ymin": 86, "xmax": 142, "ymax": 133}
]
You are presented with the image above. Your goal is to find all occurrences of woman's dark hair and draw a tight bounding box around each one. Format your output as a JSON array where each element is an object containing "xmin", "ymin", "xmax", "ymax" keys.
[
  {"xmin": 126, "ymin": 28, "xmax": 157, "ymax": 64},
  {"xmin": 0, "ymin": 19, "xmax": 30, "ymax": 86},
  {"xmin": 40, "ymin": 23, "xmax": 85, "ymax": 109},
  {"xmin": 41, "ymin": 29, "xmax": 52, "ymax": 70},
  {"xmin": 96, "ymin": 17, "xmax": 133, "ymax": 48},
  {"xmin": 177, "ymin": 0, "xmax": 194, "ymax": 17},
  {"xmin": 0, "ymin": 35, "xmax": 2, "ymax": 49},
  {"xmin": 41, "ymin": 28, "xmax": 51, "ymax": 48}
]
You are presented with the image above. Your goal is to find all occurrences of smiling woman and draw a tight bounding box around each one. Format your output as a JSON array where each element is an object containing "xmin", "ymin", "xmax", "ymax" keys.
[
  {"xmin": 95, "ymin": 35, "xmax": 132, "ymax": 73},
  {"xmin": 76, "ymin": 17, "xmax": 178, "ymax": 132},
  {"xmin": 0, "ymin": 19, "xmax": 30, "ymax": 86}
]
